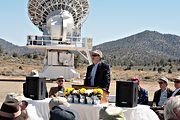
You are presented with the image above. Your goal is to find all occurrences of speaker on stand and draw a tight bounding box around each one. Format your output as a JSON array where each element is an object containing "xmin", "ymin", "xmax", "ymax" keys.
[
  {"xmin": 116, "ymin": 80, "xmax": 138, "ymax": 107},
  {"xmin": 23, "ymin": 76, "xmax": 47, "ymax": 100}
]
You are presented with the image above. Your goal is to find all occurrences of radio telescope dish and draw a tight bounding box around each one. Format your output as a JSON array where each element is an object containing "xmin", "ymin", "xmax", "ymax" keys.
[
  {"xmin": 27, "ymin": 0, "xmax": 92, "ymax": 79},
  {"xmin": 28, "ymin": 0, "xmax": 89, "ymax": 31}
]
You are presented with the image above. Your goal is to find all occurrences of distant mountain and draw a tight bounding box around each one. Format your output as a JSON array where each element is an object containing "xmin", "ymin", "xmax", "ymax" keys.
[
  {"xmin": 1, "ymin": 30, "xmax": 180, "ymax": 65},
  {"xmin": 0, "ymin": 38, "xmax": 44, "ymax": 55},
  {"xmin": 94, "ymin": 30, "xmax": 180, "ymax": 65}
]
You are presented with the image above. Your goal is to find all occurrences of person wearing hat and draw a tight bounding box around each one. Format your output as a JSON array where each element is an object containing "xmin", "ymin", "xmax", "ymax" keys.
[
  {"xmin": 84, "ymin": 50, "xmax": 111, "ymax": 91},
  {"xmin": 99, "ymin": 106, "xmax": 125, "ymax": 120},
  {"xmin": 152, "ymin": 77, "xmax": 173, "ymax": 107},
  {"xmin": 49, "ymin": 97, "xmax": 79, "ymax": 120},
  {"xmin": 172, "ymin": 76, "xmax": 180, "ymax": 96},
  {"xmin": 164, "ymin": 96, "xmax": 180, "ymax": 120},
  {"xmin": 4, "ymin": 93, "xmax": 29, "ymax": 119},
  {"xmin": 131, "ymin": 76, "xmax": 148, "ymax": 105},
  {"xmin": 49, "ymin": 76, "xmax": 65, "ymax": 97},
  {"xmin": 0, "ymin": 101, "xmax": 25, "ymax": 120}
]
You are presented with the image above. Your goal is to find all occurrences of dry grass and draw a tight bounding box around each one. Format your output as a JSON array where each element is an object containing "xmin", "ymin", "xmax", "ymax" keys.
[{"xmin": 0, "ymin": 60, "xmax": 42, "ymax": 76}]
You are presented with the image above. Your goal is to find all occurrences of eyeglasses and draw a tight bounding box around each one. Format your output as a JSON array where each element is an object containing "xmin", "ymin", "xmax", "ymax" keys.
[
  {"xmin": 131, "ymin": 79, "xmax": 138, "ymax": 81},
  {"xmin": 58, "ymin": 79, "xmax": 64, "ymax": 82},
  {"xmin": 92, "ymin": 54, "xmax": 99, "ymax": 57},
  {"xmin": 58, "ymin": 81, "xmax": 64, "ymax": 83},
  {"xmin": 174, "ymin": 81, "xmax": 180, "ymax": 83},
  {"xmin": 158, "ymin": 82, "xmax": 164, "ymax": 84}
]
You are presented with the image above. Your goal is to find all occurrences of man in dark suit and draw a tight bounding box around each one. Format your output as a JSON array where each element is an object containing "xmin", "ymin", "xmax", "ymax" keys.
[
  {"xmin": 152, "ymin": 77, "xmax": 173, "ymax": 107},
  {"xmin": 84, "ymin": 50, "xmax": 111, "ymax": 92},
  {"xmin": 172, "ymin": 76, "xmax": 180, "ymax": 96},
  {"xmin": 152, "ymin": 77, "xmax": 173, "ymax": 120}
]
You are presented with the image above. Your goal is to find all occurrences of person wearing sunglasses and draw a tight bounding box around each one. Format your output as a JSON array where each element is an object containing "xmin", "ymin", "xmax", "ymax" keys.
[
  {"xmin": 131, "ymin": 76, "xmax": 148, "ymax": 105},
  {"xmin": 49, "ymin": 76, "xmax": 65, "ymax": 97},
  {"xmin": 172, "ymin": 76, "xmax": 180, "ymax": 96},
  {"xmin": 84, "ymin": 50, "xmax": 111, "ymax": 92},
  {"xmin": 152, "ymin": 77, "xmax": 173, "ymax": 107}
]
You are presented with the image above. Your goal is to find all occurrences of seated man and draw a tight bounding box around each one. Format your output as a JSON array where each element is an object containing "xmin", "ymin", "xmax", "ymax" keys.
[
  {"xmin": 164, "ymin": 96, "xmax": 180, "ymax": 120},
  {"xmin": 49, "ymin": 97, "xmax": 79, "ymax": 120},
  {"xmin": 131, "ymin": 76, "xmax": 148, "ymax": 105},
  {"xmin": 172, "ymin": 76, "xmax": 180, "ymax": 96},
  {"xmin": 84, "ymin": 50, "xmax": 111, "ymax": 92},
  {"xmin": 49, "ymin": 76, "xmax": 65, "ymax": 97},
  {"xmin": 153, "ymin": 77, "xmax": 173, "ymax": 107}
]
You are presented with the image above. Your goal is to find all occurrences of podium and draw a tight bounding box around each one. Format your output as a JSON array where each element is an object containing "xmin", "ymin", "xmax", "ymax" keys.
[{"xmin": 72, "ymin": 85, "xmax": 109, "ymax": 104}]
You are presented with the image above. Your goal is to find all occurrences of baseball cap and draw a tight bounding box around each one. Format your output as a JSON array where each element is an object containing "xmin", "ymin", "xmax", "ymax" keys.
[
  {"xmin": 158, "ymin": 77, "xmax": 168, "ymax": 83},
  {"xmin": 92, "ymin": 50, "xmax": 103, "ymax": 58}
]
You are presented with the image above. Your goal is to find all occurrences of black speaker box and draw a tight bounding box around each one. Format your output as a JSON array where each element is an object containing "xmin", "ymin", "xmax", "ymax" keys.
[
  {"xmin": 23, "ymin": 76, "xmax": 47, "ymax": 100},
  {"xmin": 116, "ymin": 80, "xmax": 138, "ymax": 107}
]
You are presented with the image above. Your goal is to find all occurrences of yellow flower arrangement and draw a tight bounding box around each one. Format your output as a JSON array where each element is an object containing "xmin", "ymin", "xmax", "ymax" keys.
[
  {"xmin": 92, "ymin": 88, "xmax": 103, "ymax": 100},
  {"xmin": 64, "ymin": 88, "xmax": 75, "ymax": 96},
  {"xmin": 93, "ymin": 88, "xmax": 103, "ymax": 95},
  {"xmin": 78, "ymin": 88, "xmax": 86, "ymax": 95}
]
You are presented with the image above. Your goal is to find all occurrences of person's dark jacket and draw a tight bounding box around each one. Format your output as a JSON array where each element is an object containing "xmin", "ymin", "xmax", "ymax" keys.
[
  {"xmin": 138, "ymin": 87, "xmax": 148, "ymax": 105},
  {"xmin": 49, "ymin": 86, "xmax": 65, "ymax": 97},
  {"xmin": 84, "ymin": 62, "xmax": 111, "ymax": 91},
  {"xmin": 50, "ymin": 105, "xmax": 79, "ymax": 120},
  {"xmin": 152, "ymin": 88, "xmax": 173, "ymax": 106},
  {"xmin": 173, "ymin": 89, "xmax": 180, "ymax": 96}
]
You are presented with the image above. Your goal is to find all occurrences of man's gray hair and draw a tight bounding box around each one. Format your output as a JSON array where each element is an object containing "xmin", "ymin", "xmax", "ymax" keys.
[{"xmin": 164, "ymin": 96, "xmax": 180, "ymax": 120}]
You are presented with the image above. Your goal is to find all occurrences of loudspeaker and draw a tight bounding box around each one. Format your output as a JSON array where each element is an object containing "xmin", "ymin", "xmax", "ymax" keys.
[
  {"xmin": 116, "ymin": 80, "xmax": 138, "ymax": 107},
  {"xmin": 23, "ymin": 77, "xmax": 47, "ymax": 100}
]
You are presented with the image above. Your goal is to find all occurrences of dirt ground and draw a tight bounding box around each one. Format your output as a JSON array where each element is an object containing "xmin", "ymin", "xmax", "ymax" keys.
[{"xmin": 0, "ymin": 78, "xmax": 175, "ymax": 106}]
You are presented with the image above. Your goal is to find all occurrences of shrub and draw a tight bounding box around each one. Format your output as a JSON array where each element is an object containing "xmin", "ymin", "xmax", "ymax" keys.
[
  {"xmin": 168, "ymin": 69, "xmax": 172, "ymax": 74},
  {"xmin": 0, "ymin": 45, "xmax": 3, "ymax": 54},
  {"xmin": 33, "ymin": 54, "xmax": 38, "ymax": 59},
  {"xmin": 153, "ymin": 67, "xmax": 156, "ymax": 71},
  {"xmin": 144, "ymin": 76, "xmax": 151, "ymax": 79},
  {"xmin": 158, "ymin": 67, "xmax": 163, "ymax": 74},
  {"xmin": 19, "ymin": 66, "xmax": 23, "ymax": 70},
  {"xmin": 12, "ymin": 52, "xmax": 18, "ymax": 57}
]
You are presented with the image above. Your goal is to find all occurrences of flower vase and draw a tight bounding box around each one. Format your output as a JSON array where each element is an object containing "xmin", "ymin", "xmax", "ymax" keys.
[
  {"xmin": 74, "ymin": 95, "xmax": 79, "ymax": 103},
  {"xmin": 80, "ymin": 95, "xmax": 86, "ymax": 104},
  {"xmin": 86, "ymin": 96, "xmax": 93, "ymax": 104},
  {"xmin": 67, "ymin": 94, "xmax": 74, "ymax": 103},
  {"xmin": 92, "ymin": 95, "xmax": 100, "ymax": 105}
]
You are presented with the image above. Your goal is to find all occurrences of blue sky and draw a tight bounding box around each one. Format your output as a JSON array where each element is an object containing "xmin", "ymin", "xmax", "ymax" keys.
[{"xmin": 0, "ymin": 0, "xmax": 180, "ymax": 46}]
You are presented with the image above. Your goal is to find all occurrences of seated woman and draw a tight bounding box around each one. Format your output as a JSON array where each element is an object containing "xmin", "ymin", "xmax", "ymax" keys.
[{"xmin": 49, "ymin": 76, "xmax": 65, "ymax": 97}]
